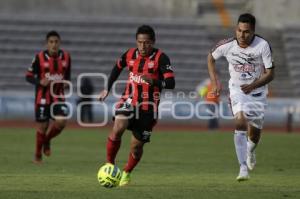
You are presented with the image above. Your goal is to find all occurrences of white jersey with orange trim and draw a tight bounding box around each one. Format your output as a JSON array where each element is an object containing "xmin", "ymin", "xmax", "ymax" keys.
[{"xmin": 211, "ymin": 35, "xmax": 273, "ymax": 95}]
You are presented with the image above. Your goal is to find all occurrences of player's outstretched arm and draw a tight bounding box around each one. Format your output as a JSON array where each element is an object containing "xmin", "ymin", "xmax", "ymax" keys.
[
  {"xmin": 26, "ymin": 55, "xmax": 41, "ymax": 86},
  {"xmin": 207, "ymin": 53, "xmax": 221, "ymax": 96},
  {"xmin": 98, "ymin": 64, "xmax": 123, "ymax": 101}
]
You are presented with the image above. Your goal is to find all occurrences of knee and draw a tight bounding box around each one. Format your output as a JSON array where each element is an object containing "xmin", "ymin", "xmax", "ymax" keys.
[
  {"xmin": 112, "ymin": 121, "xmax": 127, "ymax": 135},
  {"xmin": 37, "ymin": 122, "xmax": 48, "ymax": 133},
  {"xmin": 248, "ymin": 129, "xmax": 261, "ymax": 143},
  {"xmin": 37, "ymin": 126, "xmax": 48, "ymax": 133},
  {"xmin": 109, "ymin": 126, "xmax": 125, "ymax": 141},
  {"xmin": 249, "ymin": 135, "xmax": 260, "ymax": 143},
  {"xmin": 54, "ymin": 120, "xmax": 67, "ymax": 130}
]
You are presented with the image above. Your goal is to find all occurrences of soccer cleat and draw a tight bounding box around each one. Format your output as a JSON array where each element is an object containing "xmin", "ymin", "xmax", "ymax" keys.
[
  {"xmin": 43, "ymin": 141, "xmax": 51, "ymax": 157},
  {"xmin": 247, "ymin": 152, "xmax": 256, "ymax": 171},
  {"xmin": 119, "ymin": 171, "xmax": 131, "ymax": 186},
  {"xmin": 236, "ymin": 164, "xmax": 250, "ymax": 181}
]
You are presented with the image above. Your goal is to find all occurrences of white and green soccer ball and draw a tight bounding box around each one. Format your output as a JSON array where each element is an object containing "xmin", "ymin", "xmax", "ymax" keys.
[{"xmin": 97, "ymin": 163, "xmax": 122, "ymax": 188}]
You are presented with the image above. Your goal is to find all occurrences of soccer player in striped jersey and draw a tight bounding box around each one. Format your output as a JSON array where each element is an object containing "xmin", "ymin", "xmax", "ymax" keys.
[
  {"xmin": 207, "ymin": 13, "xmax": 274, "ymax": 181},
  {"xmin": 26, "ymin": 31, "xmax": 71, "ymax": 164},
  {"xmin": 98, "ymin": 25, "xmax": 175, "ymax": 186}
]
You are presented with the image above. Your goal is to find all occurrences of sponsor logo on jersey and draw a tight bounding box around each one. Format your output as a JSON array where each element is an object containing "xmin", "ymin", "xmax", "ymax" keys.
[
  {"xmin": 129, "ymin": 72, "xmax": 146, "ymax": 84},
  {"xmin": 233, "ymin": 64, "xmax": 255, "ymax": 73},
  {"xmin": 45, "ymin": 73, "xmax": 64, "ymax": 81}
]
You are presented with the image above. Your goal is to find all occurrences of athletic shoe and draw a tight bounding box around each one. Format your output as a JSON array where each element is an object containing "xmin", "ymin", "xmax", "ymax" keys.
[
  {"xmin": 247, "ymin": 152, "xmax": 256, "ymax": 171},
  {"xmin": 236, "ymin": 164, "xmax": 250, "ymax": 181},
  {"xmin": 119, "ymin": 171, "xmax": 131, "ymax": 186}
]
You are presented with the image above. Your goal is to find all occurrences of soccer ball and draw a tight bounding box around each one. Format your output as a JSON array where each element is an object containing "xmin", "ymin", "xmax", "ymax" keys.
[{"xmin": 97, "ymin": 163, "xmax": 122, "ymax": 188}]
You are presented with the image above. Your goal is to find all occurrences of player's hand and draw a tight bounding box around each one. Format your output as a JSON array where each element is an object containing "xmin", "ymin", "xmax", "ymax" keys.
[
  {"xmin": 98, "ymin": 90, "xmax": 108, "ymax": 101},
  {"xmin": 211, "ymin": 84, "xmax": 221, "ymax": 97},
  {"xmin": 40, "ymin": 78, "xmax": 51, "ymax": 87},
  {"xmin": 141, "ymin": 75, "xmax": 153, "ymax": 85},
  {"xmin": 240, "ymin": 84, "xmax": 255, "ymax": 94}
]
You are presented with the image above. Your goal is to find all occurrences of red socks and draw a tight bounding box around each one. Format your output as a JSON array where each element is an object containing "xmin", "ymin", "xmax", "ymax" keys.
[
  {"xmin": 34, "ymin": 126, "xmax": 63, "ymax": 162},
  {"xmin": 124, "ymin": 153, "xmax": 141, "ymax": 173},
  {"xmin": 35, "ymin": 131, "xmax": 45, "ymax": 158},
  {"xmin": 106, "ymin": 137, "xmax": 142, "ymax": 172},
  {"xmin": 106, "ymin": 137, "xmax": 121, "ymax": 164}
]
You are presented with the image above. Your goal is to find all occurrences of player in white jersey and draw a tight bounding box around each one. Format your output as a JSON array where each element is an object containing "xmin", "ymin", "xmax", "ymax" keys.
[{"xmin": 207, "ymin": 13, "xmax": 275, "ymax": 181}]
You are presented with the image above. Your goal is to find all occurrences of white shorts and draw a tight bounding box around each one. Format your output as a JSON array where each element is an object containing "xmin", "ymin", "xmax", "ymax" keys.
[{"xmin": 229, "ymin": 90, "xmax": 267, "ymax": 129}]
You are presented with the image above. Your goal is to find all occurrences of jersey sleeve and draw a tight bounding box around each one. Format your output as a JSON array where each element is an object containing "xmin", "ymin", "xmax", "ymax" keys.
[
  {"xmin": 25, "ymin": 55, "xmax": 40, "ymax": 85},
  {"xmin": 106, "ymin": 51, "xmax": 128, "ymax": 91},
  {"xmin": 159, "ymin": 53, "xmax": 174, "ymax": 79},
  {"xmin": 116, "ymin": 51, "xmax": 128, "ymax": 69},
  {"xmin": 262, "ymin": 42, "xmax": 274, "ymax": 69},
  {"xmin": 211, "ymin": 38, "xmax": 233, "ymax": 60},
  {"xmin": 158, "ymin": 53, "xmax": 175, "ymax": 89},
  {"xmin": 64, "ymin": 55, "xmax": 71, "ymax": 81}
]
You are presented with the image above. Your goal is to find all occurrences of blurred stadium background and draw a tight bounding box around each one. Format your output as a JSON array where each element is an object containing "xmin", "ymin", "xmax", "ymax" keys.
[
  {"xmin": 0, "ymin": 0, "xmax": 300, "ymax": 131},
  {"xmin": 1, "ymin": 1, "xmax": 300, "ymax": 199},
  {"xmin": 0, "ymin": 0, "xmax": 300, "ymax": 130}
]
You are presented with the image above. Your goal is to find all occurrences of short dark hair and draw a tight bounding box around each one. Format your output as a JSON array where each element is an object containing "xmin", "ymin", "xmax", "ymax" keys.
[
  {"xmin": 46, "ymin": 30, "xmax": 61, "ymax": 40},
  {"xmin": 238, "ymin": 13, "xmax": 256, "ymax": 30},
  {"xmin": 136, "ymin": 25, "xmax": 155, "ymax": 42}
]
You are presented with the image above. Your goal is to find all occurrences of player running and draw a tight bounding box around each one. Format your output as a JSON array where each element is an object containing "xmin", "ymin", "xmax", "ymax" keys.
[
  {"xmin": 98, "ymin": 25, "xmax": 175, "ymax": 186},
  {"xmin": 207, "ymin": 13, "xmax": 275, "ymax": 181},
  {"xmin": 26, "ymin": 31, "xmax": 71, "ymax": 164}
]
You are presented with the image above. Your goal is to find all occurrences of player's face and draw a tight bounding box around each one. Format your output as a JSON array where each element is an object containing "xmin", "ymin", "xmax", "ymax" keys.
[
  {"xmin": 236, "ymin": 22, "xmax": 254, "ymax": 48},
  {"xmin": 46, "ymin": 36, "xmax": 60, "ymax": 56},
  {"xmin": 136, "ymin": 34, "xmax": 154, "ymax": 57}
]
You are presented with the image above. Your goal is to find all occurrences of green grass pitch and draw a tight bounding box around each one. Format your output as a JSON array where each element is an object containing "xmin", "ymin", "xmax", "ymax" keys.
[{"xmin": 0, "ymin": 127, "xmax": 299, "ymax": 199}]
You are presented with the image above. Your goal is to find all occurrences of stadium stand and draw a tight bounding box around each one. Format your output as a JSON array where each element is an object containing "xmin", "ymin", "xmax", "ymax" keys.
[
  {"xmin": 282, "ymin": 26, "xmax": 300, "ymax": 96},
  {"xmin": 0, "ymin": 16, "xmax": 295, "ymax": 97}
]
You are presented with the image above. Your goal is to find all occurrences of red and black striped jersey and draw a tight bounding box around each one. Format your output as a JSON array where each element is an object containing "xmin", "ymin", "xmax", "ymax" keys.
[
  {"xmin": 26, "ymin": 50, "xmax": 71, "ymax": 105},
  {"xmin": 109, "ymin": 48, "xmax": 175, "ymax": 112}
]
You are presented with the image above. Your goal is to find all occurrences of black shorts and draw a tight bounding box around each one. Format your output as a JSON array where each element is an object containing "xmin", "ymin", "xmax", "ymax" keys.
[
  {"xmin": 115, "ymin": 105, "xmax": 157, "ymax": 143},
  {"xmin": 35, "ymin": 103, "xmax": 69, "ymax": 122}
]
